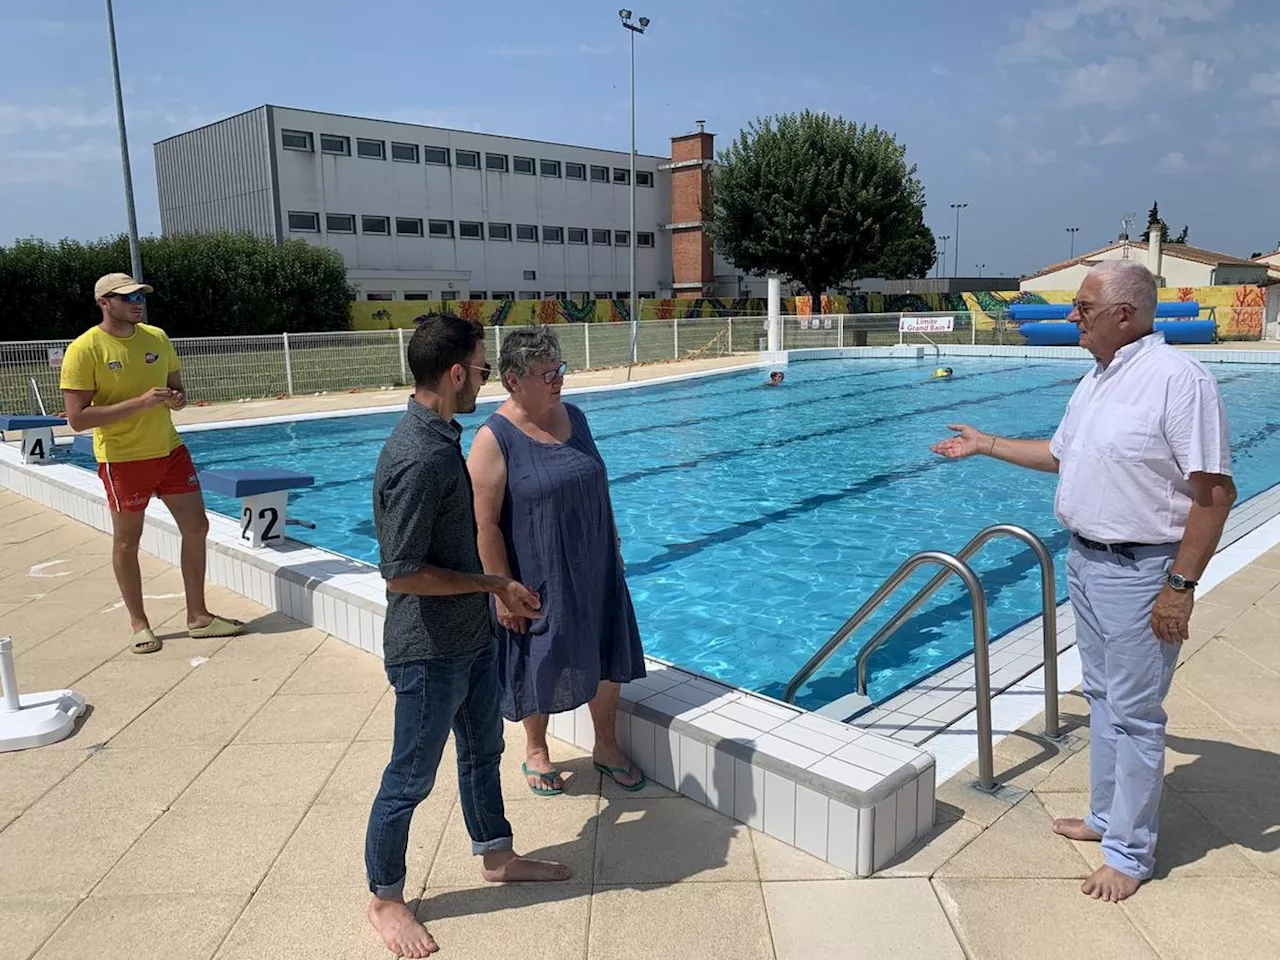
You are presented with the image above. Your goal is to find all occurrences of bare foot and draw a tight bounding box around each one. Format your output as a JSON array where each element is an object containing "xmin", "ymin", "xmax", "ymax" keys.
[
  {"xmin": 1053, "ymin": 817, "xmax": 1102, "ymax": 842},
  {"xmin": 367, "ymin": 897, "xmax": 438, "ymax": 957},
  {"xmin": 481, "ymin": 849, "xmax": 572, "ymax": 883},
  {"xmin": 1081, "ymin": 865, "xmax": 1142, "ymax": 902},
  {"xmin": 593, "ymin": 743, "xmax": 644, "ymax": 788}
]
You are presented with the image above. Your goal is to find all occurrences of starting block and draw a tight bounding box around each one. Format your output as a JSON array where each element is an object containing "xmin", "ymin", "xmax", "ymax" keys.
[
  {"xmin": 0, "ymin": 416, "xmax": 67, "ymax": 465},
  {"xmin": 0, "ymin": 637, "xmax": 86, "ymax": 752},
  {"xmin": 199, "ymin": 468, "xmax": 315, "ymax": 548}
]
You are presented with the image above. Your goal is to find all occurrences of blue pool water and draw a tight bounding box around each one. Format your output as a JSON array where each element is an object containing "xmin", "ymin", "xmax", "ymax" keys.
[{"xmin": 70, "ymin": 358, "xmax": 1280, "ymax": 708}]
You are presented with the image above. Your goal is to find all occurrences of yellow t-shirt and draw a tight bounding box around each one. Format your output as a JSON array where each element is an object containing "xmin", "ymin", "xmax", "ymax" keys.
[{"xmin": 60, "ymin": 323, "xmax": 183, "ymax": 463}]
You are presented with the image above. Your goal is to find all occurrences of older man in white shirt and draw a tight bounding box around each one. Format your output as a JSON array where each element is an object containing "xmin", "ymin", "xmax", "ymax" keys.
[{"xmin": 932, "ymin": 259, "xmax": 1235, "ymax": 902}]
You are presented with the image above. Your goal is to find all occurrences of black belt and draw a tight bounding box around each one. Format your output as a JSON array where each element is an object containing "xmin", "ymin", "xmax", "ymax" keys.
[{"xmin": 1071, "ymin": 534, "xmax": 1157, "ymax": 559}]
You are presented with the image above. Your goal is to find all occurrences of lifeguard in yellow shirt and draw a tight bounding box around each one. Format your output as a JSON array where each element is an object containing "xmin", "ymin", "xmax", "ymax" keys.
[{"xmin": 60, "ymin": 273, "xmax": 243, "ymax": 654}]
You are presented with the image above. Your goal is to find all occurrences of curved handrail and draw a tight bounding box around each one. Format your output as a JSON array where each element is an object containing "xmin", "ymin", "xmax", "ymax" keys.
[
  {"xmin": 853, "ymin": 524, "xmax": 1059, "ymax": 739},
  {"xmin": 781, "ymin": 550, "xmax": 997, "ymax": 788}
]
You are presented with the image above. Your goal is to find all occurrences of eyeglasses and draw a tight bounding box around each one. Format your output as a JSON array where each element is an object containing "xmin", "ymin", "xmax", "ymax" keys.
[
  {"xmin": 1071, "ymin": 300, "xmax": 1131, "ymax": 319},
  {"xmin": 533, "ymin": 361, "xmax": 568, "ymax": 384},
  {"xmin": 110, "ymin": 291, "xmax": 147, "ymax": 304},
  {"xmin": 465, "ymin": 363, "xmax": 492, "ymax": 383}
]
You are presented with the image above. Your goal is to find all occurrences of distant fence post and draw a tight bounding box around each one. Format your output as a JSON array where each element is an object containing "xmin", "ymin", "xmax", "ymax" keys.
[
  {"xmin": 584, "ymin": 323, "xmax": 592, "ymax": 369},
  {"xmin": 971, "ymin": 312, "xmax": 977, "ymax": 346},
  {"xmin": 838, "ymin": 315, "xmax": 845, "ymax": 348},
  {"xmin": 673, "ymin": 317, "xmax": 679, "ymax": 360},
  {"xmin": 282, "ymin": 332, "xmax": 294, "ymax": 395},
  {"xmin": 397, "ymin": 327, "xmax": 407, "ymax": 385},
  {"xmin": 727, "ymin": 318, "xmax": 734, "ymax": 354}
]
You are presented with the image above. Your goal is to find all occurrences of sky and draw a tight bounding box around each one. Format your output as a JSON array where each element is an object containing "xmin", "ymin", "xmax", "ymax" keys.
[{"xmin": 2, "ymin": 0, "xmax": 1278, "ymax": 277}]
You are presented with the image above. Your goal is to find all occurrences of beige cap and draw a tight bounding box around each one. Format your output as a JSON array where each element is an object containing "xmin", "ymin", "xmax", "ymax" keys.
[{"xmin": 94, "ymin": 273, "xmax": 154, "ymax": 299}]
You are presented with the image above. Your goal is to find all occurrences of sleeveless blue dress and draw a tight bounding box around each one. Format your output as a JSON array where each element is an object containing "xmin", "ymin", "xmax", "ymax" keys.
[{"xmin": 484, "ymin": 403, "xmax": 646, "ymax": 721}]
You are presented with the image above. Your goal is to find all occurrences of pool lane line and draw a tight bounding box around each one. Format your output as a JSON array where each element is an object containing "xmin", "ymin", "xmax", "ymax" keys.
[
  {"xmin": 607, "ymin": 375, "xmax": 1082, "ymax": 487},
  {"xmin": 594, "ymin": 362, "xmax": 1072, "ymax": 443}
]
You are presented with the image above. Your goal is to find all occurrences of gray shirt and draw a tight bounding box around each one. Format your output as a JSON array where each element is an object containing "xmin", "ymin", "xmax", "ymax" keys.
[{"xmin": 373, "ymin": 398, "xmax": 491, "ymax": 664}]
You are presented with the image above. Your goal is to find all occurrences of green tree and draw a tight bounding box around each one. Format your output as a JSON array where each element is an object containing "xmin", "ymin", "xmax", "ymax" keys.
[
  {"xmin": 0, "ymin": 233, "xmax": 353, "ymax": 340},
  {"xmin": 708, "ymin": 111, "xmax": 934, "ymax": 301},
  {"xmin": 1145, "ymin": 201, "xmax": 1188, "ymax": 244}
]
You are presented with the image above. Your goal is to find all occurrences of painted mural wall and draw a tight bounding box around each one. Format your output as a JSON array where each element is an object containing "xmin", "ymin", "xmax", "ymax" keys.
[{"xmin": 349, "ymin": 284, "xmax": 1268, "ymax": 339}]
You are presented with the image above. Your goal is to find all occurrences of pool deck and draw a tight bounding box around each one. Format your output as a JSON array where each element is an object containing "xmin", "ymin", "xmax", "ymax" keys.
[
  {"xmin": 3, "ymin": 490, "xmax": 1280, "ymax": 957},
  {"xmin": 4, "ymin": 346, "xmax": 1280, "ymax": 958}
]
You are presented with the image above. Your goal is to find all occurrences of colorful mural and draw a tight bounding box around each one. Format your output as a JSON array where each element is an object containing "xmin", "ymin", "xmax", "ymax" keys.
[{"xmin": 350, "ymin": 285, "xmax": 1268, "ymax": 339}]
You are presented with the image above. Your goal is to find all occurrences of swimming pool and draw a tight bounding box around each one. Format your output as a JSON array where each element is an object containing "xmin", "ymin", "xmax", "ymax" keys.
[{"xmin": 69, "ymin": 357, "xmax": 1280, "ymax": 708}]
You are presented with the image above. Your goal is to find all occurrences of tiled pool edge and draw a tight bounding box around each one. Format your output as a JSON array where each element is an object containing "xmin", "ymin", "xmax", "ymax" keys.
[{"xmin": 0, "ymin": 443, "xmax": 934, "ymax": 878}]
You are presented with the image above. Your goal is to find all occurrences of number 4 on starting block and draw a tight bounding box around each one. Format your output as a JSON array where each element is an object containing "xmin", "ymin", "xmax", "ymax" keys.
[
  {"xmin": 197, "ymin": 469, "xmax": 315, "ymax": 549},
  {"xmin": 0, "ymin": 417, "xmax": 67, "ymax": 465}
]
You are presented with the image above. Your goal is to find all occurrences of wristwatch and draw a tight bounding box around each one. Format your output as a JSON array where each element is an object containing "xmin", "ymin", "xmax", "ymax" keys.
[{"xmin": 1166, "ymin": 573, "xmax": 1198, "ymax": 592}]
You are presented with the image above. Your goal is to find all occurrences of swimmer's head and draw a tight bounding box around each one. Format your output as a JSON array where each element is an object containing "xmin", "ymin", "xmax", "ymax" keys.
[{"xmin": 769, "ymin": 371, "xmax": 785, "ymax": 384}]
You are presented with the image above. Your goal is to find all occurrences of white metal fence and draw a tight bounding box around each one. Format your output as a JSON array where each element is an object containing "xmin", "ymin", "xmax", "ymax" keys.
[
  {"xmin": 0, "ymin": 317, "xmax": 750, "ymax": 412},
  {"xmin": 6, "ymin": 307, "xmax": 1250, "ymax": 413}
]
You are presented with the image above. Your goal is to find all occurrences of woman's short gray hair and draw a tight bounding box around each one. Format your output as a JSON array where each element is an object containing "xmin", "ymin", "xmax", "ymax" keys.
[
  {"xmin": 498, "ymin": 325, "xmax": 562, "ymax": 388},
  {"xmin": 1088, "ymin": 260, "xmax": 1158, "ymax": 324}
]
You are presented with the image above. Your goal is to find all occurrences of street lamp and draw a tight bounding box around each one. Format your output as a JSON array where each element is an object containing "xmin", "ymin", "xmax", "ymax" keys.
[
  {"xmin": 1066, "ymin": 226, "xmax": 1080, "ymax": 258},
  {"xmin": 105, "ymin": 0, "xmax": 143, "ymax": 285},
  {"xmin": 936, "ymin": 235, "xmax": 950, "ymax": 279},
  {"xmin": 975, "ymin": 263, "xmax": 986, "ymax": 278},
  {"xmin": 949, "ymin": 203, "xmax": 968, "ymax": 277},
  {"xmin": 620, "ymin": 9, "xmax": 649, "ymax": 363}
]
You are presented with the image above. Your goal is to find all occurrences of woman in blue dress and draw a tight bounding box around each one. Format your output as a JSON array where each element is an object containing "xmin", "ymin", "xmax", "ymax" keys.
[{"xmin": 468, "ymin": 325, "xmax": 647, "ymax": 795}]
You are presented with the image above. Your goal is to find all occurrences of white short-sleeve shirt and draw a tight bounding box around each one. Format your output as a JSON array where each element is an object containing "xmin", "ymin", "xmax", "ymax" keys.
[{"xmin": 1050, "ymin": 332, "xmax": 1232, "ymax": 544}]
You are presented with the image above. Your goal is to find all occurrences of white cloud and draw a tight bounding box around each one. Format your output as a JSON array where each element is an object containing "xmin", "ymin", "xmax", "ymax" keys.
[
  {"xmin": 968, "ymin": 149, "xmax": 993, "ymax": 167},
  {"xmin": 1098, "ymin": 127, "xmax": 1132, "ymax": 145},
  {"xmin": 1158, "ymin": 150, "xmax": 1190, "ymax": 173},
  {"xmin": 1187, "ymin": 59, "xmax": 1215, "ymax": 92},
  {"xmin": 1263, "ymin": 100, "xmax": 1280, "ymax": 128},
  {"xmin": 0, "ymin": 103, "xmax": 114, "ymax": 135},
  {"xmin": 996, "ymin": 114, "xmax": 1018, "ymax": 132},
  {"xmin": 1026, "ymin": 147, "xmax": 1058, "ymax": 165},
  {"xmin": 931, "ymin": 65, "xmax": 950, "ymax": 77},
  {"xmin": 579, "ymin": 43, "xmax": 616, "ymax": 55},
  {"xmin": 1247, "ymin": 72, "xmax": 1280, "ymax": 97},
  {"xmin": 1060, "ymin": 58, "xmax": 1145, "ymax": 106}
]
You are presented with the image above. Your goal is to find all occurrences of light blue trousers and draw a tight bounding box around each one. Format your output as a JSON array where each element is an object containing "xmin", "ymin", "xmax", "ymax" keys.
[{"xmin": 1067, "ymin": 540, "xmax": 1180, "ymax": 880}]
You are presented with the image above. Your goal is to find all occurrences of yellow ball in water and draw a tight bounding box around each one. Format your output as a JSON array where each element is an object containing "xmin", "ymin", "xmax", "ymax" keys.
[{"xmin": 933, "ymin": 368, "xmax": 952, "ymax": 379}]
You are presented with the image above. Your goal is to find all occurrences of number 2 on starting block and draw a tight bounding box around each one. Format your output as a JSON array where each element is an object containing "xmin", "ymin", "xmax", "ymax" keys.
[{"xmin": 240, "ymin": 491, "xmax": 288, "ymax": 548}]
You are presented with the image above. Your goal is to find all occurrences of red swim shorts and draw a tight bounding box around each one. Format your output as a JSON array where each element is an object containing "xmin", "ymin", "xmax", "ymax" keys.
[{"xmin": 98, "ymin": 445, "xmax": 201, "ymax": 513}]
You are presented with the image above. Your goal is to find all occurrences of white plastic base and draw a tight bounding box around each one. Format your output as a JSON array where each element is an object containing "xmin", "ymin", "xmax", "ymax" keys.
[{"xmin": 0, "ymin": 690, "xmax": 86, "ymax": 752}]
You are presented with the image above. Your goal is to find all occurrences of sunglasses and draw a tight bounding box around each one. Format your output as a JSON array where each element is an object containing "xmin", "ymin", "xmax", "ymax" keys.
[
  {"xmin": 110, "ymin": 291, "xmax": 147, "ymax": 304},
  {"xmin": 465, "ymin": 363, "xmax": 492, "ymax": 383},
  {"xmin": 533, "ymin": 361, "xmax": 568, "ymax": 384}
]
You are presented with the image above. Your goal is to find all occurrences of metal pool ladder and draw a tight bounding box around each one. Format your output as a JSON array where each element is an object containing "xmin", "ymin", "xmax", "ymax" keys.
[{"xmin": 781, "ymin": 524, "xmax": 1061, "ymax": 791}]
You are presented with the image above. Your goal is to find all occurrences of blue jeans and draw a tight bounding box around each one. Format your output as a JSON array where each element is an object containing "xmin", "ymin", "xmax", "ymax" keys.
[
  {"xmin": 365, "ymin": 640, "xmax": 514, "ymax": 900},
  {"xmin": 1068, "ymin": 540, "xmax": 1180, "ymax": 880}
]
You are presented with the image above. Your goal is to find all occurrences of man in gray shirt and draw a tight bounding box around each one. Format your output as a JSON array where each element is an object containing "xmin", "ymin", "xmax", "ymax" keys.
[{"xmin": 365, "ymin": 314, "xmax": 570, "ymax": 958}]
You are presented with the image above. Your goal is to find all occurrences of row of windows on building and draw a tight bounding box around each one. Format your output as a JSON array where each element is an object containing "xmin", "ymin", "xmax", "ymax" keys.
[
  {"xmin": 287, "ymin": 211, "xmax": 655, "ymax": 247},
  {"xmin": 281, "ymin": 130, "xmax": 656, "ymax": 187},
  {"xmin": 365, "ymin": 289, "xmax": 657, "ymax": 302}
]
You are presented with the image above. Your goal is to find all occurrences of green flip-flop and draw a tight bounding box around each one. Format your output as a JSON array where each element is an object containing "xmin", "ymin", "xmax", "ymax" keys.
[
  {"xmin": 522, "ymin": 762, "xmax": 565, "ymax": 797},
  {"xmin": 188, "ymin": 616, "xmax": 244, "ymax": 639},
  {"xmin": 594, "ymin": 761, "xmax": 647, "ymax": 792}
]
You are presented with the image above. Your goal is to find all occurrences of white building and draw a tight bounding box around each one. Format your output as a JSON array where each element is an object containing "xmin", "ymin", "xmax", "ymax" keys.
[
  {"xmin": 1020, "ymin": 233, "xmax": 1271, "ymax": 291},
  {"xmin": 154, "ymin": 105, "xmax": 673, "ymax": 301}
]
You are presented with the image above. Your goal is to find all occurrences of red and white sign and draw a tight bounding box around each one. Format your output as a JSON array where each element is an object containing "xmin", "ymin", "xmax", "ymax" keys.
[
  {"xmin": 899, "ymin": 315, "xmax": 955, "ymax": 334},
  {"xmin": 47, "ymin": 347, "xmax": 64, "ymax": 369}
]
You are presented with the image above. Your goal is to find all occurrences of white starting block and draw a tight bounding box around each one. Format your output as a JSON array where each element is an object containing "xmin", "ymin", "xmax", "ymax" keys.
[
  {"xmin": 0, "ymin": 416, "xmax": 67, "ymax": 465},
  {"xmin": 0, "ymin": 637, "xmax": 86, "ymax": 752},
  {"xmin": 199, "ymin": 468, "xmax": 315, "ymax": 549}
]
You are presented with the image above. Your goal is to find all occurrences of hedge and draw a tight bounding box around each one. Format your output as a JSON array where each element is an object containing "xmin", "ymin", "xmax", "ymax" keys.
[{"xmin": 0, "ymin": 233, "xmax": 354, "ymax": 341}]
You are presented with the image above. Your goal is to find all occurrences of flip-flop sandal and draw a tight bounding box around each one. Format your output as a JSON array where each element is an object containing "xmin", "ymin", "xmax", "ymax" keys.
[
  {"xmin": 522, "ymin": 762, "xmax": 565, "ymax": 797},
  {"xmin": 187, "ymin": 616, "xmax": 244, "ymax": 639},
  {"xmin": 130, "ymin": 628, "xmax": 162, "ymax": 655},
  {"xmin": 594, "ymin": 761, "xmax": 647, "ymax": 792}
]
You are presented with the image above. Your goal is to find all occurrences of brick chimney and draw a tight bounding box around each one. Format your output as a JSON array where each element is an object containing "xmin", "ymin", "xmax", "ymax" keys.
[{"xmin": 666, "ymin": 123, "xmax": 715, "ymax": 299}]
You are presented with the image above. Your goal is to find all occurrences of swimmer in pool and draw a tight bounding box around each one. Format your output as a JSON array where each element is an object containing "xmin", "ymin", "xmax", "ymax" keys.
[
  {"xmin": 931, "ymin": 367, "xmax": 954, "ymax": 381},
  {"xmin": 765, "ymin": 371, "xmax": 785, "ymax": 387}
]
